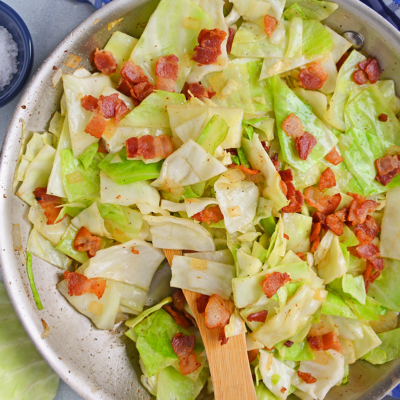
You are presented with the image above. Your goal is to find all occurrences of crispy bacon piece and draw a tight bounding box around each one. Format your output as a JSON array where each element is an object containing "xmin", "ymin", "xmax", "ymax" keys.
[
  {"xmin": 354, "ymin": 215, "xmax": 380, "ymax": 245},
  {"xmin": 310, "ymin": 236, "xmax": 320, "ymax": 252},
  {"xmin": 375, "ymin": 155, "xmax": 400, "ymax": 186},
  {"xmin": 93, "ymin": 49, "xmax": 117, "ymax": 75},
  {"xmin": 218, "ymin": 328, "xmax": 229, "ymax": 346},
  {"xmin": 322, "ymin": 332, "xmax": 343, "ymax": 353},
  {"xmin": 247, "ymin": 310, "xmax": 268, "ymax": 323},
  {"xmin": 193, "ymin": 29, "xmax": 227, "ymax": 65},
  {"xmin": 347, "ymin": 192, "xmax": 365, "ymax": 204},
  {"xmin": 33, "ymin": 187, "xmax": 64, "ymax": 225},
  {"xmin": 121, "ymin": 60, "xmax": 148, "ymax": 84},
  {"xmin": 182, "ymin": 82, "xmax": 215, "ymax": 100},
  {"xmin": 114, "ymin": 100, "xmax": 130, "ymax": 124},
  {"xmin": 131, "ymin": 246, "xmax": 139, "ymax": 255},
  {"xmin": 261, "ymin": 141, "xmax": 270, "ymax": 153},
  {"xmin": 358, "ymin": 59, "xmax": 371, "ymax": 71},
  {"xmin": 64, "ymin": 271, "xmax": 106, "ymax": 299},
  {"xmin": 281, "ymin": 388, "xmax": 287, "ymax": 394},
  {"xmin": 74, "ymin": 227, "xmax": 101, "ymax": 257},
  {"xmin": 282, "ymin": 181, "xmax": 303, "ymax": 214},
  {"xmin": 271, "ymin": 153, "xmax": 281, "ymax": 171},
  {"xmin": 325, "ymin": 147, "xmax": 344, "ymax": 165},
  {"xmin": 347, "ymin": 199, "xmax": 379, "ymax": 226},
  {"xmin": 298, "ymin": 62, "xmax": 328, "ymax": 91},
  {"xmin": 365, "ymin": 59, "xmax": 381, "ymax": 84},
  {"xmin": 309, "ymin": 222, "xmax": 321, "ymax": 243},
  {"xmin": 171, "ymin": 333, "xmax": 201, "ymax": 375},
  {"xmin": 125, "ymin": 135, "xmax": 174, "ymax": 159},
  {"xmin": 131, "ymin": 81, "xmax": 155, "ymax": 102},
  {"xmin": 279, "ymin": 169, "xmax": 293, "ymax": 183},
  {"xmin": 304, "ymin": 187, "xmax": 341, "ymax": 215},
  {"xmin": 296, "ymin": 252, "xmax": 306, "ymax": 261},
  {"xmin": 204, "ymin": 294, "xmax": 231, "ymax": 330},
  {"xmin": 155, "ymin": 55, "xmax": 179, "ymax": 92},
  {"xmin": 282, "ymin": 196, "xmax": 302, "ymax": 213},
  {"xmin": 248, "ymin": 349, "xmax": 259, "ymax": 363},
  {"xmin": 173, "ymin": 290, "xmax": 186, "ymax": 312},
  {"xmin": 84, "ymin": 114, "xmax": 108, "ymax": 138},
  {"xmin": 379, "ymin": 113, "xmax": 388, "ymax": 122},
  {"xmin": 264, "ymin": 15, "xmax": 277, "ymax": 36},
  {"xmin": 295, "ymin": 132, "xmax": 317, "ymax": 161},
  {"xmin": 280, "ymin": 181, "xmax": 288, "ymax": 197},
  {"xmin": 282, "ymin": 113, "xmax": 304, "ymax": 138},
  {"xmin": 307, "ymin": 335, "xmax": 323, "ymax": 351},
  {"xmin": 81, "ymin": 95, "xmax": 99, "ymax": 112},
  {"xmin": 226, "ymin": 27, "xmax": 235, "ymax": 54},
  {"xmin": 297, "ymin": 371, "xmax": 317, "ymax": 384},
  {"xmin": 97, "ymin": 138, "xmax": 108, "ymax": 153},
  {"xmin": 319, "ymin": 167, "xmax": 336, "ymax": 191},
  {"xmin": 284, "ymin": 341, "xmax": 294, "ymax": 348},
  {"xmin": 193, "ymin": 205, "xmax": 224, "ymax": 225},
  {"xmin": 98, "ymin": 93, "xmax": 120, "ymax": 119},
  {"xmin": 164, "ymin": 305, "xmax": 193, "ymax": 329},
  {"xmin": 117, "ymin": 79, "xmax": 133, "ymax": 97},
  {"xmin": 313, "ymin": 211, "xmax": 327, "ymax": 229},
  {"xmin": 370, "ymin": 257, "xmax": 384, "ymax": 272},
  {"xmin": 284, "ymin": 234, "xmax": 289, "ymax": 240},
  {"xmin": 353, "ymin": 69, "xmax": 368, "ymax": 85},
  {"xmin": 261, "ymin": 272, "xmax": 291, "ymax": 298},
  {"xmin": 364, "ymin": 259, "xmax": 384, "ymax": 292},
  {"xmin": 356, "ymin": 243, "xmax": 380, "ymax": 260},
  {"xmin": 326, "ymin": 208, "xmax": 347, "ymax": 236},
  {"xmin": 196, "ymin": 293, "xmax": 210, "ymax": 315}
]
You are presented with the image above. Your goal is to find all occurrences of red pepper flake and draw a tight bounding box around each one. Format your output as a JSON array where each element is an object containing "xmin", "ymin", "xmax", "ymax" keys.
[
  {"xmin": 131, "ymin": 246, "xmax": 139, "ymax": 255},
  {"xmin": 284, "ymin": 233, "xmax": 289, "ymax": 240}
]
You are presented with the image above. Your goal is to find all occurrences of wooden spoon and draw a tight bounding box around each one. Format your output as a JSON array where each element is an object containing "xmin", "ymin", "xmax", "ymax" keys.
[{"xmin": 164, "ymin": 249, "xmax": 257, "ymax": 400}]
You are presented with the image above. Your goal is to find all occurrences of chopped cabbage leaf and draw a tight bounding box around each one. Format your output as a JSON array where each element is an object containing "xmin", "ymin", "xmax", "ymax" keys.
[
  {"xmin": 283, "ymin": 213, "xmax": 312, "ymax": 254},
  {"xmin": 56, "ymin": 224, "xmax": 90, "ymax": 264},
  {"xmin": 230, "ymin": 0, "xmax": 271, "ymax": 21},
  {"xmin": 285, "ymin": 0, "xmax": 339, "ymax": 21},
  {"xmin": 363, "ymin": 328, "xmax": 400, "ymax": 365},
  {"xmin": 342, "ymin": 273, "xmax": 366, "ymax": 305},
  {"xmin": 197, "ymin": 115, "xmax": 229, "ymax": 156},
  {"xmin": 184, "ymin": 249, "xmax": 234, "ymax": 265}
]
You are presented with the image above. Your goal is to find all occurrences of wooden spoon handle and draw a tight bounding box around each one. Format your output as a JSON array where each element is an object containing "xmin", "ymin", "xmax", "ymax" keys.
[{"xmin": 163, "ymin": 249, "xmax": 257, "ymax": 400}]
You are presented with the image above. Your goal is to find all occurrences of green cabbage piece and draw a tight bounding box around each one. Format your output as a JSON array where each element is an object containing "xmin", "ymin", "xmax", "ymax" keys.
[
  {"xmin": 363, "ymin": 328, "xmax": 400, "ymax": 365},
  {"xmin": 285, "ymin": 0, "xmax": 339, "ymax": 21},
  {"xmin": 104, "ymin": 31, "xmax": 138, "ymax": 83},
  {"xmin": 197, "ymin": 114, "xmax": 229, "ymax": 156},
  {"xmin": 342, "ymin": 274, "xmax": 366, "ymax": 305},
  {"xmin": 255, "ymin": 383, "xmax": 280, "ymax": 400},
  {"xmin": 130, "ymin": 0, "xmax": 211, "ymax": 91},
  {"xmin": 275, "ymin": 339, "xmax": 315, "ymax": 361},
  {"xmin": 98, "ymin": 148, "xmax": 163, "ymax": 185},
  {"xmin": 283, "ymin": 213, "xmax": 312, "ymax": 253},
  {"xmin": 321, "ymin": 291, "xmax": 357, "ymax": 319},
  {"xmin": 78, "ymin": 142, "xmax": 99, "ymax": 170},
  {"xmin": 230, "ymin": 0, "xmax": 272, "ymax": 21},
  {"xmin": 286, "ymin": 17, "xmax": 303, "ymax": 59},
  {"xmin": 56, "ymin": 224, "xmax": 90, "ymax": 263},
  {"xmin": 302, "ymin": 20, "xmax": 333, "ymax": 56},
  {"xmin": 0, "ymin": 282, "xmax": 60, "ymax": 399},
  {"xmin": 269, "ymin": 75, "xmax": 337, "ymax": 172}
]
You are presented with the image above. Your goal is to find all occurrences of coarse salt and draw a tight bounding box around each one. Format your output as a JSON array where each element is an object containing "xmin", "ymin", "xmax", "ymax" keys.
[{"xmin": 0, "ymin": 26, "xmax": 19, "ymax": 92}]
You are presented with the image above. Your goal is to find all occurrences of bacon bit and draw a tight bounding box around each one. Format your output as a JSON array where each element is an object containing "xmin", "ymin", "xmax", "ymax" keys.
[
  {"xmin": 284, "ymin": 233, "xmax": 289, "ymax": 240},
  {"xmin": 73, "ymin": 227, "xmax": 101, "ymax": 257},
  {"xmin": 182, "ymin": 82, "xmax": 215, "ymax": 100},
  {"xmin": 264, "ymin": 15, "xmax": 277, "ymax": 36},
  {"xmin": 375, "ymin": 155, "xmax": 400, "ymax": 186},
  {"xmin": 248, "ymin": 349, "xmax": 259, "ymax": 363},
  {"xmin": 204, "ymin": 294, "xmax": 231, "ymax": 330},
  {"xmin": 121, "ymin": 60, "xmax": 148, "ymax": 84},
  {"xmin": 280, "ymin": 388, "xmax": 287, "ymax": 394},
  {"xmin": 319, "ymin": 167, "xmax": 336, "ymax": 191},
  {"xmin": 353, "ymin": 69, "xmax": 368, "ymax": 85},
  {"xmin": 310, "ymin": 222, "xmax": 322, "ymax": 242},
  {"xmin": 279, "ymin": 169, "xmax": 293, "ymax": 183},
  {"xmin": 114, "ymin": 100, "xmax": 130, "ymax": 124},
  {"xmin": 282, "ymin": 113, "xmax": 304, "ymax": 138},
  {"xmin": 164, "ymin": 305, "xmax": 193, "ymax": 329},
  {"xmin": 325, "ymin": 147, "xmax": 344, "ymax": 165},
  {"xmin": 282, "ymin": 195, "xmax": 302, "ymax": 213},
  {"xmin": 98, "ymin": 138, "xmax": 108, "ymax": 153},
  {"xmin": 193, "ymin": 28, "xmax": 227, "ymax": 65},
  {"xmin": 131, "ymin": 246, "xmax": 139, "ymax": 255},
  {"xmin": 326, "ymin": 208, "xmax": 347, "ymax": 236},
  {"xmin": 356, "ymin": 243, "xmax": 380, "ymax": 260},
  {"xmin": 371, "ymin": 257, "xmax": 384, "ymax": 272},
  {"xmin": 64, "ymin": 271, "xmax": 106, "ymax": 300},
  {"xmin": 226, "ymin": 27, "xmax": 235, "ymax": 54},
  {"xmin": 295, "ymin": 132, "xmax": 317, "ymax": 161},
  {"xmin": 347, "ymin": 192, "xmax": 365, "ymax": 203},
  {"xmin": 322, "ymin": 332, "xmax": 343, "ymax": 353},
  {"xmin": 298, "ymin": 62, "xmax": 328, "ymax": 91},
  {"xmin": 311, "ymin": 236, "xmax": 320, "ymax": 252},
  {"xmin": 116, "ymin": 79, "xmax": 133, "ymax": 97},
  {"xmin": 155, "ymin": 54, "xmax": 179, "ymax": 92},
  {"xmin": 173, "ymin": 290, "xmax": 186, "ymax": 312},
  {"xmin": 261, "ymin": 272, "xmax": 291, "ymax": 298},
  {"xmin": 247, "ymin": 310, "xmax": 268, "ymax": 323},
  {"xmin": 261, "ymin": 141, "xmax": 270, "ymax": 153},
  {"xmin": 271, "ymin": 153, "xmax": 281, "ymax": 171},
  {"xmin": 93, "ymin": 49, "xmax": 117, "ymax": 75},
  {"xmin": 296, "ymin": 252, "xmax": 306, "ymax": 261},
  {"xmin": 313, "ymin": 211, "xmax": 327, "ymax": 229},
  {"xmin": 284, "ymin": 340, "xmax": 294, "ymax": 348},
  {"xmin": 84, "ymin": 114, "xmax": 107, "ymax": 138},
  {"xmin": 196, "ymin": 293, "xmax": 210, "ymax": 315},
  {"xmin": 171, "ymin": 333, "xmax": 201, "ymax": 375},
  {"xmin": 305, "ymin": 187, "xmax": 341, "ymax": 215},
  {"xmin": 125, "ymin": 135, "xmax": 174, "ymax": 159},
  {"xmin": 282, "ymin": 180, "xmax": 304, "ymax": 214},
  {"xmin": 81, "ymin": 95, "xmax": 98, "ymax": 112},
  {"xmin": 33, "ymin": 187, "xmax": 64, "ymax": 225},
  {"xmin": 354, "ymin": 215, "xmax": 380, "ymax": 245},
  {"xmin": 358, "ymin": 59, "xmax": 371, "ymax": 71},
  {"xmin": 365, "ymin": 59, "xmax": 381, "ymax": 84},
  {"xmin": 229, "ymin": 164, "xmax": 260, "ymax": 175},
  {"xmin": 379, "ymin": 113, "xmax": 388, "ymax": 122},
  {"xmin": 280, "ymin": 181, "xmax": 288, "ymax": 197},
  {"xmin": 218, "ymin": 328, "xmax": 229, "ymax": 346},
  {"xmin": 297, "ymin": 371, "xmax": 317, "ymax": 384},
  {"xmin": 307, "ymin": 336, "xmax": 323, "ymax": 351},
  {"xmin": 98, "ymin": 93, "xmax": 120, "ymax": 118},
  {"xmin": 193, "ymin": 205, "xmax": 224, "ymax": 225},
  {"xmin": 183, "ymin": 310, "xmax": 197, "ymax": 328},
  {"xmin": 336, "ymin": 52, "xmax": 349, "ymax": 71},
  {"xmin": 347, "ymin": 199, "xmax": 379, "ymax": 226}
]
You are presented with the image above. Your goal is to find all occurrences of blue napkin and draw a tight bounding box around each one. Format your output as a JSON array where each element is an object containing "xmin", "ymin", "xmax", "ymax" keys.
[{"xmin": 75, "ymin": 0, "xmax": 112, "ymax": 9}]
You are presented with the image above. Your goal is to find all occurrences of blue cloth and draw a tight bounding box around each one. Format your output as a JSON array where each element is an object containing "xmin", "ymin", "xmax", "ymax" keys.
[{"xmin": 75, "ymin": 0, "xmax": 112, "ymax": 9}]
